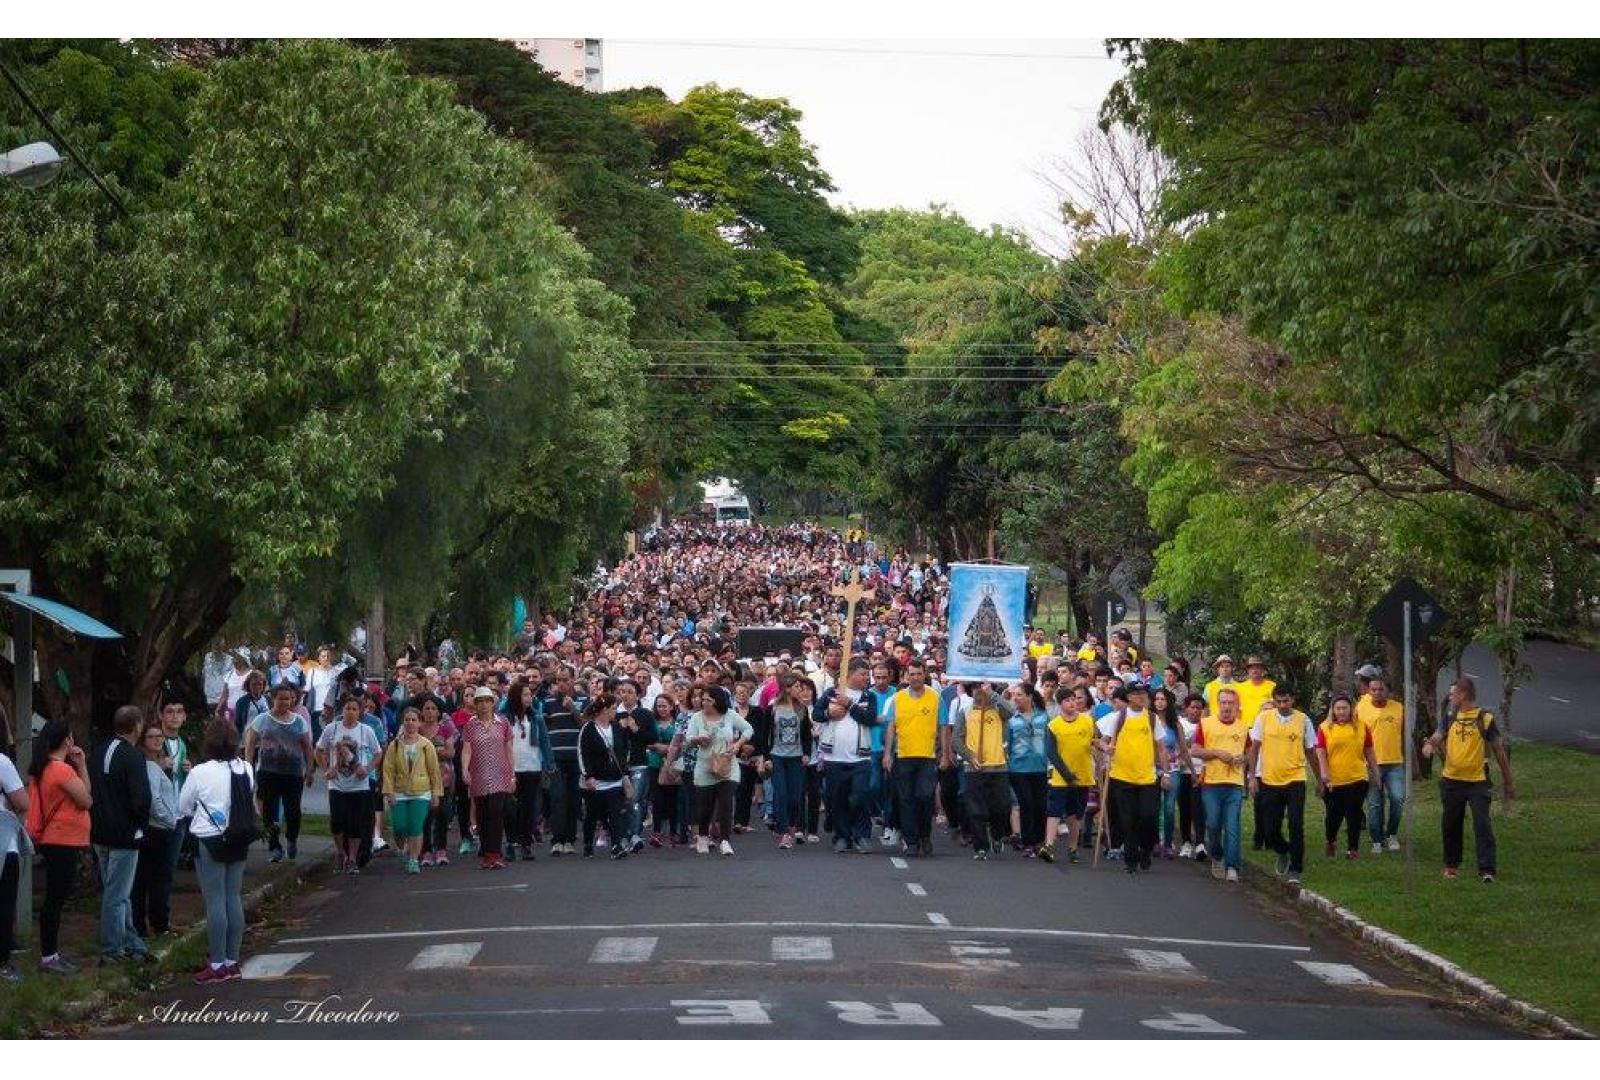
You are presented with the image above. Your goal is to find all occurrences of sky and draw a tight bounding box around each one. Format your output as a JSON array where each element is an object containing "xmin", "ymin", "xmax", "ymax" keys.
[{"xmin": 602, "ymin": 38, "xmax": 1126, "ymax": 252}]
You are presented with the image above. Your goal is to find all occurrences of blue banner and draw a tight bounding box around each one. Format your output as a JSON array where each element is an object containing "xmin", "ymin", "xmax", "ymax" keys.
[{"xmin": 945, "ymin": 563, "xmax": 1029, "ymax": 682}]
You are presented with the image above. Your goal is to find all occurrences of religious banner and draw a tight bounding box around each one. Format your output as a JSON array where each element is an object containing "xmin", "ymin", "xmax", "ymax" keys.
[{"xmin": 944, "ymin": 563, "xmax": 1029, "ymax": 681}]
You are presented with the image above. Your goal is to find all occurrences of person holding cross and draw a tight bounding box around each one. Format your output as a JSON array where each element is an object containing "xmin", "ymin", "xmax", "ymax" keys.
[{"xmin": 813, "ymin": 658, "xmax": 879, "ymax": 853}]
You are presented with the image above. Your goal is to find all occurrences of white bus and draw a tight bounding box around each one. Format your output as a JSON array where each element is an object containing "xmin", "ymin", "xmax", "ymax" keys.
[{"xmin": 699, "ymin": 478, "xmax": 753, "ymax": 526}]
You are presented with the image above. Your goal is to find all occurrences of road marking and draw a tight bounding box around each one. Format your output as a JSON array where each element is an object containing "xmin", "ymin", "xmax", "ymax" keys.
[
  {"xmin": 906, "ymin": 882, "xmax": 927, "ymax": 896},
  {"xmin": 772, "ymin": 935, "xmax": 834, "ymax": 961},
  {"xmin": 1296, "ymin": 961, "xmax": 1385, "ymax": 987},
  {"xmin": 590, "ymin": 936, "xmax": 658, "ymax": 964},
  {"xmin": 926, "ymin": 912, "xmax": 950, "ymax": 926},
  {"xmin": 1576, "ymin": 730, "xmax": 1600, "ymax": 742},
  {"xmin": 672, "ymin": 999, "xmax": 771, "ymax": 1026},
  {"xmin": 828, "ymin": 1000, "xmax": 942, "ymax": 1026},
  {"xmin": 1142, "ymin": 1011, "xmax": 1244, "ymax": 1034},
  {"xmin": 280, "ymin": 920, "xmax": 1311, "ymax": 953},
  {"xmin": 240, "ymin": 952, "xmax": 313, "ymax": 979},
  {"xmin": 1464, "ymin": 671, "xmax": 1481, "ymax": 679},
  {"xmin": 950, "ymin": 940, "xmax": 1018, "ymax": 969},
  {"xmin": 951, "ymin": 944, "xmax": 1012, "ymax": 957},
  {"xmin": 408, "ymin": 942, "xmax": 482, "ymax": 970},
  {"xmin": 889, "ymin": 857, "xmax": 908, "ymax": 870},
  {"xmin": 409, "ymin": 884, "xmax": 529, "ymax": 895},
  {"xmin": 974, "ymin": 1004, "xmax": 1083, "ymax": 1030},
  {"xmin": 1126, "ymin": 948, "xmax": 1201, "ymax": 977},
  {"xmin": 1549, "ymin": 695, "xmax": 1571, "ymax": 704}
]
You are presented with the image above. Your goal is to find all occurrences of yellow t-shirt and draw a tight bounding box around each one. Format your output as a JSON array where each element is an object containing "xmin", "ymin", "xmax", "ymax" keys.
[
  {"xmin": 1235, "ymin": 678, "xmax": 1277, "ymax": 723},
  {"xmin": 1027, "ymin": 642, "xmax": 1056, "ymax": 659},
  {"xmin": 963, "ymin": 706, "xmax": 1007, "ymax": 769},
  {"xmin": 1318, "ymin": 718, "xmax": 1373, "ymax": 787},
  {"xmin": 1197, "ymin": 714, "xmax": 1248, "ymax": 786},
  {"xmin": 892, "ymin": 687, "xmax": 940, "ymax": 759},
  {"xmin": 1253, "ymin": 709, "xmax": 1314, "ymax": 787},
  {"xmin": 1357, "ymin": 696, "xmax": 1405, "ymax": 766},
  {"xmin": 1076, "ymin": 645, "xmax": 1099, "ymax": 664},
  {"xmin": 1203, "ymin": 677, "xmax": 1240, "ymax": 718},
  {"xmin": 1441, "ymin": 708, "xmax": 1497, "ymax": 783},
  {"xmin": 1047, "ymin": 713, "xmax": 1096, "ymax": 788},
  {"xmin": 1108, "ymin": 710, "xmax": 1158, "ymax": 785}
]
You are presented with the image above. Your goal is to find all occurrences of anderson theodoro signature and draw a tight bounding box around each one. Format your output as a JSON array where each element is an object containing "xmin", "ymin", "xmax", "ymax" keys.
[{"xmin": 143, "ymin": 995, "xmax": 401, "ymax": 1025}]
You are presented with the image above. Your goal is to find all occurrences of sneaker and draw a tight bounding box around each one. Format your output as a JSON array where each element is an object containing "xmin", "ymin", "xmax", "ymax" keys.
[
  {"xmin": 1324, "ymin": 841, "xmax": 1336, "ymax": 858},
  {"xmin": 435, "ymin": 851, "xmax": 450, "ymax": 867},
  {"xmin": 38, "ymin": 954, "xmax": 76, "ymax": 975},
  {"xmin": 505, "ymin": 843, "xmax": 519, "ymax": 862},
  {"xmin": 1178, "ymin": 842, "xmax": 1193, "ymax": 859},
  {"xmin": 779, "ymin": 833, "xmax": 794, "ymax": 850},
  {"xmin": 346, "ymin": 864, "xmax": 360, "ymax": 875},
  {"xmin": 1275, "ymin": 853, "xmax": 1290, "ymax": 877},
  {"xmin": 193, "ymin": 964, "xmax": 229, "ymax": 985},
  {"xmin": 1443, "ymin": 866, "xmax": 1460, "ymax": 880},
  {"xmin": 833, "ymin": 838, "xmax": 848, "ymax": 854},
  {"xmin": 1287, "ymin": 873, "xmax": 1302, "ymax": 885},
  {"xmin": 1037, "ymin": 845, "xmax": 1056, "ymax": 863},
  {"xmin": 549, "ymin": 842, "xmax": 563, "ymax": 858},
  {"xmin": 459, "ymin": 840, "xmax": 474, "ymax": 856},
  {"xmin": 1, "ymin": 966, "xmax": 23, "ymax": 986},
  {"xmin": 1371, "ymin": 842, "xmax": 1384, "ymax": 856},
  {"xmin": 287, "ymin": 841, "xmax": 297, "ymax": 861},
  {"xmin": 1345, "ymin": 849, "xmax": 1359, "ymax": 861},
  {"xmin": 563, "ymin": 843, "xmax": 578, "ymax": 856},
  {"xmin": 1226, "ymin": 868, "xmax": 1240, "ymax": 883},
  {"xmin": 805, "ymin": 833, "xmax": 820, "ymax": 845},
  {"xmin": 420, "ymin": 852, "xmax": 436, "ymax": 868},
  {"xmin": 224, "ymin": 962, "xmax": 243, "ymax": 980},
  {"xmin": 1211, "ymin": 860, "xmax": 1227, "ymax": 880},
  {"xmin": 631, "ymin": 838, "xmax": 645, "ymax": 855},
  {"xmin": 1068, "ymin": 850, "xmax": 1080, "ymax": 864},
  {"xmin": 268, "ymin": 848, "xmax": 284, "ymax": 864},
  {"xmin": 1386, "ymin": 836, "xmax": 1402, "ymax": 852},
  {"xmin": 695, "ymin": 836, "xmax": 710, "ymax": 855},
  {"xmin": 479, "ymin": 856, "xmax": 494, "ymax": 870},
  {"xmin": 1105, "ymin": 848, "xmax": 1122, "ymax": 862},
  {"xmin": 407, "ymin": 858, "xmax": 421, "ymax": 874},
  {"xmin": 373, "ymin": 837, "xmax": 389, "ymax": 853},
  {"xmin": 881, "ymin": 828, "xmax": 900, "ymax": 846},
  {"xmin": 611, "ymin": 846, "xmax": 628, "ymax": 860},
  {"xmin": 719, "ymin": 840, "xmax": 734, "ymax": 857},
  {"xmin": 973, "ymin": 848, "xmax": 989, "ymax": 861},
  {"xmin": 1194, "ymin": 844, "xmax": 1208, "ymax": 861},
  {"xmin": 1481, "ymin": 872, "xmax": 1496, "ymax": 884}
]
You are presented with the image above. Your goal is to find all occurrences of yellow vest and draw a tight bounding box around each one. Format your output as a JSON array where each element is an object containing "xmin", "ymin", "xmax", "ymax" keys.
[
  {"xmin": 963, "ymin": 706, "xmax": 1007, "ymax": 769},
  {"xmin": 1442, "ymin": 708, "xmax": 1496, "ymax": 783},
  {"xmin": 1047, "ymin": 713, "xmax": 1096, "ymax": 789},
  {"xmin": 1357, "ymin": 696, "xmax": 1405, "ymax": 766},
  {"xmin": 1235, "ymin": 678, "xmax": 1276, "ymax": 722},
  {"xmin": 1198, "ymin": 714, "xmax": 1247, "ymax": 786},
  {"xmin": 1109, "ymin": 711, "xmax": 1158, "ymax": 785},
  {"xmin": 1319, "ymin": 718, "xmax": 1372, "ymax": 787},
  {"xmin": 1256, "ymin": 710, "xmax": 1311, "ymax": 786},
  {"xmin": 892, "ymin": 688, "xmax": 940, "ymax": 759}
]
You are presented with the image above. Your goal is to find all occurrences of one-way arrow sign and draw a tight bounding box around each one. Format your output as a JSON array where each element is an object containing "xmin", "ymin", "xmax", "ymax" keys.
[{"xmin": 1369, "ymin": 577, "xmax": 1447, "ymax": 649}]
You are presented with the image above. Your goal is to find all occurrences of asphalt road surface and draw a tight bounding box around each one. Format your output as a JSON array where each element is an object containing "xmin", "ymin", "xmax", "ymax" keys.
[
  {"xmin": 108, "ymin": 827, "xmax": 1520, "ymax": 1040},
  {"xmin": 1448, "ymin": 641, "xmax": 1600, "ymax": 753}
]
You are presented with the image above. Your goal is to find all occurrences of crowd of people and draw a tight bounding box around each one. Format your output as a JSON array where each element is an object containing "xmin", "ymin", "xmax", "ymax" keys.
[{"xmin": 0, "ymin": 520, "xmax": 1516, "ymax": 987}]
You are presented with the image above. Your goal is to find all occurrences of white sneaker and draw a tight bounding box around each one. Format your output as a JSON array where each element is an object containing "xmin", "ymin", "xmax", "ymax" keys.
[
  {"xmin": 881, "ymin": 828, "xmax": 900, "ymax": 846},
  {"xmin": 1226, "ymin": 868, "xmax": 1240, "ymax": 883},
  {"xmin": 1371, "ymin": 841, "xmax": 1385, "ymax": 855},
  {"xmin": 695, "ymin": 836, "xmax": 710, "ymax": 855},
  {"xmin": 1386, "ymin": 837, "xmax": 1402, "ymax": 852},
  {"xmin": 1178, "ymin": 842, "xmax": 1193, "ymax": 859},
  {"xmin": 1194, "ymin": 844, "xmax": 1208, "ymax": 860},
  {"xmin": 719, "ymin": 840, "xmax": 734, "ymax": 856},
  {"xmin": 372, "ymin": 837, "xmax": 388, "ymax": 853}
]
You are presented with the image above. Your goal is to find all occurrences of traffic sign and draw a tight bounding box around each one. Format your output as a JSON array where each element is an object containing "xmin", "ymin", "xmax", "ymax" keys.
[
  {"xmin": 1369, "ymin": 577, "xmax": 1447, "ymax": 649},
  {"xmin": 1093, "ymin": 590, "xmax": 1128, "ymax": 628}
]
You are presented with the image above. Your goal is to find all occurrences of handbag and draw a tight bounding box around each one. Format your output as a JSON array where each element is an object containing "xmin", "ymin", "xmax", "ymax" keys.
[{"xmin": 605, "ymin": 733, "xmax": 636, "ymax": 801}]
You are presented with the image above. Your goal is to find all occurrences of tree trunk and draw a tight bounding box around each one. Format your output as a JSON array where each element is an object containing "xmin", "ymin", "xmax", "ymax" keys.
[
  {"xmin": 369, "ymin": 590, "xmax": 387, "ymax": 686},
  {"xmin": 1330, "ymin": 631, "xmax": 1356, "ymax": 697},
  {"xmin": 1494, "ymin": 566, "xmax": 1520, "ymax": 735},
  {"xmin": 1136, "ymin": 596, "xmax": 1148, "ymax": 655}
]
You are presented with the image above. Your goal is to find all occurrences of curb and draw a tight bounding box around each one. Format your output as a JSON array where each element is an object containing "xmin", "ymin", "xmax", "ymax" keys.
[{"xmin": 1242, "ymin": 865, "xmax": 1592, "ymax": 1039}]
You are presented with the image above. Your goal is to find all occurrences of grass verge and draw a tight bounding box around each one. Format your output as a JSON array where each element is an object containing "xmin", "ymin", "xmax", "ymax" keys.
[{"xmin": 1240, "ymin": 742, "xmax": 1600, "ymax": 1032}]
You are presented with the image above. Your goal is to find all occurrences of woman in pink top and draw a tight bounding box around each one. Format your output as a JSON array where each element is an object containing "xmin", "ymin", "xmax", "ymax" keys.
[{"xmin": 458, "ymin": 686, "xmax": 514, "ymax": 870}]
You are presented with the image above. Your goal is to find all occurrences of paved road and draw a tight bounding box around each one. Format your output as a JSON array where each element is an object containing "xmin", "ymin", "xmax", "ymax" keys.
[
  {"xmin": 1446, "ymin": 641, "xmax": 1600, "ymax": 753},
  {"xmin": 108, "ymin": 828, "xmax": 1516, "ymax": 1039}
]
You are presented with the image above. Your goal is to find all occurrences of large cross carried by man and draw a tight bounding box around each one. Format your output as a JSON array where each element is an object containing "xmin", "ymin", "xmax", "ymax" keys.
[{"xmin": 830, "ymin": 566, "xmax": 875, "ymax": 680}]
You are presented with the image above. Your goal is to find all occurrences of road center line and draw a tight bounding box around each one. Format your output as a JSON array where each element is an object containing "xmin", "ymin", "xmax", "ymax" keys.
[
  {"xmin": 906, "ymin": 883, "xmax": 927, "ymax": 896},
  {"xmin": 927, "ymin": 912, "xmax": 951, "ymax": 926},
  {"xmin": 278, "ymin": 919, "xmax": 1311, "ymax": 953},
  {"xmin": 1549, "ymin": 695, "xmax": 1571, "ymax": 704},
  {"xmin": 889, "ymin": 857, "xmax": 908, "ymax": 870}
]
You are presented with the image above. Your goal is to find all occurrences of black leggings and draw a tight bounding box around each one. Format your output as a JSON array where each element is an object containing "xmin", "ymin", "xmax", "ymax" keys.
[
  {"xmin": 1009, "ymin": 772, "xmax": 1047, "ymax": 847},
  {"xmin": 511, "ymin": 771, "xmax": 543, "ymax": 847},
  {"xmin": 473, "ymin": 793, "xmax": 507, "ymax": 857},
  {"xmin": 1324, "ymin": 780, "xmax": 1369, "ymax": 852},
  {"xmin": 735, "ymin": 765, "xmax": 761, "ymax": 828},
  {"xmin": 38, "ymin": 844, "xmax": 79, "ymax": 958},
  {"xmin": 582, "ymin": 787, "xmax": 625, "ymax": 853},
  {"xmin": 803, "ymin": 768, "xmax": 824, "ymax": 835},
  {"xmin": 131, "ymin": 827, "xmax": 175, "ymax": 935},
  {"xmin": 1175, "ymin": 773, "xmax": 1204, "ymax": 845},
  {"xmin": 0, "ymin": 852, "xmax": 18, "ymax": 965},
  {"xmin": 423, "ymin": 790, "xmax": 454, "ymax": 852},
  {"xmin": 697, "ymin": 780, "xmax": 737, "ymax": 841},
  {"xmin": 964, "ymin": 772, "xmax": 1011, "ymax": 851},
  {"xmin": 653, "ymin": 781, "xmax": 681, "ymax": 837},
  {"xmin": 256, "ymin": 771, "xmax": 304, "ymax": 848}
]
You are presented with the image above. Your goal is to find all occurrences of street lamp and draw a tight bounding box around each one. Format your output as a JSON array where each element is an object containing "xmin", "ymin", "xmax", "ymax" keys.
[{"xmin": 1, "ymin": 140, "xmax": 64, "ymax": 188}]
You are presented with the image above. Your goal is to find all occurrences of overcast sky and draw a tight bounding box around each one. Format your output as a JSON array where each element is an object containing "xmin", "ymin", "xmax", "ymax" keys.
[{"xmin": 603, "ymin": 39, "xmax": 1126, "ymax": 251}]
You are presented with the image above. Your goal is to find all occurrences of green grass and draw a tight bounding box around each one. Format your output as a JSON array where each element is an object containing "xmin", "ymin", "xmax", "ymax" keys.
[{"xmin": 1241, "ymin": 742, "xmax": 1600, "ymax": 1032}]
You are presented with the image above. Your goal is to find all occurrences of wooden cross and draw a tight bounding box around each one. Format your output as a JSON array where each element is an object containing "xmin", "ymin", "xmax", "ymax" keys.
[{"xmin": 830, "ymin": 566, "xmax": 875, "ymax": 688}]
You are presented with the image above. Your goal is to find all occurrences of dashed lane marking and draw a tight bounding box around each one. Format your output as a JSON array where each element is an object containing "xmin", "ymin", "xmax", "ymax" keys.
[
  {"xmin": 240, "ymin": 952, "xmax": 313, "ymax": 979},
  {"xmin": 1296, "ymin": 961, "xmax": 1385, "ymax": 988},
  {"xmin": 408, "ymin": 942, "xmax": 482, "ymax": 970},
  {"xmin": 1549, "ymin": 695, "xmax": 1571, "ymax": 704},
  {"xmin": 409, "ymin": 883, "xmax": 529, "ymax": 895},
  {"xmin": 278, "ymin": 920, "xmax": 1312, "ymax": 953},
  {"xmin": 889, "ymin": 857, "xmax": 909, "ymax": 870},
  {"xmin": 1126, "ymin": 949, "xmax": 1202, "ymax": 978},
  {"xmin": 906, "ymin": 883, "xmax": 927, "ymax": 896},
  {"xmin": 771, "ymin": 935, "xmax": 834, "ymax": 961},
  {"xmin": 926, "ymin": 912, "xmax": 950, "ymax": 926},
  {"xmin": 590, "ymin": 936, "xmax": 659, "ymax": 963}
]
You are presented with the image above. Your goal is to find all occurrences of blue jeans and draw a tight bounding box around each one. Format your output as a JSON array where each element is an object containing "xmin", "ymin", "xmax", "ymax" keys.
[
  {"xmin": 823, "ymin": 760, "xmax": 872, "ymax": 845},
  {"xmin": 94, "ymin": 845, "xmax": 146, "ymax": 958},
  {"xmin": 770, "ymin": 755, "xmax": 805, "ymax": 833},
  {"xmin": 1158, "ymin": 773, "xmax": 1179, "ymax": 846},
  {"xmin": 626, "ymin": 767, "xmax": 650, "ymax": 840},
  {"xmin": 1201, "ymin": 785, "xmax": 1244, "ymax": 871},
  {"xmin": 1367, "ymin": 763, "xmax": 1405, "ymax": 843},
  {"xmin": 196, "ymin": 840, "xmax": 246, "ymax": 965}
]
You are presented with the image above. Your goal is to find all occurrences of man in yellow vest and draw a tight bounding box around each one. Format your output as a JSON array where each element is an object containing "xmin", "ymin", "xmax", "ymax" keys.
[
  {"xmin": 1096, "ymin": 683, "xmax": 1170, "ymax": 873},
  {"xmin": 1246, "ymin": 687, "xmax": 1321, "ymax": 884},
  {"xmin": 881, "ymin": 658, "xmax": 941, "ymax": 856},
  {"xmin": 1190, "ymin": 687, "xmax": 1248, "ymax": 882},
  {"xmin": 1358, "ymin": 675, "xmax": 1407, "ymax": 854},
  {"xmin": 953, "ymin": 682, "xmax": 1012, "ymax": 860},
  {"xmin": 1422, "ymin": 677, "xmax": 1515, "ymax": 883}
]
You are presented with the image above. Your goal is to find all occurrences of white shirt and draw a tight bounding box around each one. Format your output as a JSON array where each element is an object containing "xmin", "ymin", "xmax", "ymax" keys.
[
  {"xmin": 510, "ymin": 715, "xmax": 544, "ymax": 773},
  {"xmin": 177, "ymin": 759, "xmax": 256, "ymax": 839},
  {"xmin": 821, "ymin": 688, "xmax": 865, "ymax": 764},
  {"xmin": 0, "ymin": 753, "xmax": 24, "ymax": 855}
]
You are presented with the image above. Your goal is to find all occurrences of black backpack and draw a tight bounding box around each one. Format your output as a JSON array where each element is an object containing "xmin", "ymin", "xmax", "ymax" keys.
[{"xmin": 199, "ymin": 761, "xmax": 259, "ymax": 861}]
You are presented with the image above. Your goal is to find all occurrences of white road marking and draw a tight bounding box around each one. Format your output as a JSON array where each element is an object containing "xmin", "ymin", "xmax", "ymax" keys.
[
  {"xmin": 1297, "ymin": 961, "xmax": 1385, "ymax": 987},
  {"xmin": 280, "ymin": 920, "xmax": 1311, "ymax": 953},
  {"xmin": 973, "ymin": 1004, "xmax": 1083, "ymax": 1030},
  {"xmin": 1549, "ymin": 695, "xmax": 1571, "ymax": 704},
  {"xmin": 590, "ymin": 936, "xmax": 658, "ymax": 964},
  {"xmin": 1577, "ymin": 729, "xmax": 1600, "ymax": 742},
  {"xmin": 772, "ymin": 935, "xmax": 834, "ymax": 961},
  {"xmin": 950, "ymin": 942, "xmax": 1012, "ymax": 957},
  {"xmin": 828, "ymin": 1000, "xmax": 942, "ymax": 1026},
  {"xmin": 1464, "ymin": 671, "xmax": 1481, "ymax": 679},
  {"xmin": 1127, "ymin": 948, "xmax": 1202, "ymax": 977},
  {"xmin": 672, "ymin": 999, "xmax": 771, "ymax": 1025},
  {"xmin": 409, "ymin": 884, "xmax": 529, "ymax": 895},
  {"xmin": 926, "ymin": 912, "xmax": 950, "ymax": 926},
  {"xmin": 906, "ymin": 882, "xmax": 927, "ymax": 896},
  {"xmin": 1142, "ymin": 1011, "xmax": 1244, "ymax": 1034},
  {"xmin": 408, "ymin": 942, "xmax": 482, "ymax": 970},
  {"xmin": 240, "ymin": 952, "xmax": 313, "ymax": 979},
  {"xmin": 951, "ymin": 940, "xmax": 1018, "ymax": 969},
  {"xmin": 889, "ymin": 857, "xmax": 909, "ymax": 870}
]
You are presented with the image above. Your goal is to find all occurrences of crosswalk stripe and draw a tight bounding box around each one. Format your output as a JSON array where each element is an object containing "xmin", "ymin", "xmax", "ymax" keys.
[
  {"xmin": 889, "ymin": 857, "xmax": 909, "ymax": 870},
  {"xmin": 408, "ymin": 942, "xmax": 482, "ymax": 970},
  {"xmin": 906, "ymin": 883, "xmax": 927, "ymax": 896},
  {"xmin": 240, "ymin": 951, "xmax": 313, "ymax": 979},
  {"xmin": 926, "ymin": 912, "xmax": 950, "ymax": 926},
  {"xmin": 951, "ymin": 944, "xmax": 1012, "ymax": 957},
  {"xmin": 1297, "ymin": 961, "xmax": 1385, "ymax": 987},
  {"xmin": 590, "ymin": 936, "xmax": 658, "ymax": 964},
  {"xmin": 772, "ymin": 935, "xmax": 834, "ymax": 961},
  {"xmin": 1126, "ymin": 948, "xmax": 1201, "ymax": 977}
]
